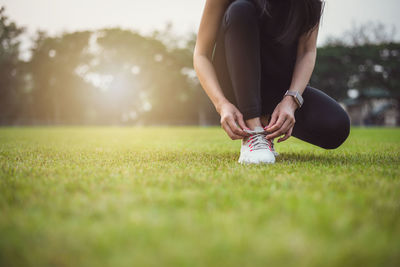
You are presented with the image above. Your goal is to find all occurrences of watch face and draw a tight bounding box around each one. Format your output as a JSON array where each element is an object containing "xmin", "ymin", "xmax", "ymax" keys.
[
  {"xmin": 295, "ymin": 98, "xmax": 301, "ymax": 107},
  {"xmin": 295, "ymin": 92, "xmax": 304, "ymax": 106},
  {"xmin": 285, "ymin": 91, "xmax": 303, "ymax": 107}
]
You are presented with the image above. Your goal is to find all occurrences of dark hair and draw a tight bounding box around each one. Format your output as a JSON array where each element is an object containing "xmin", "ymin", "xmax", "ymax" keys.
[{"xmin": 254, "ymin": 0, "xmax": 325, "ymax": 45}]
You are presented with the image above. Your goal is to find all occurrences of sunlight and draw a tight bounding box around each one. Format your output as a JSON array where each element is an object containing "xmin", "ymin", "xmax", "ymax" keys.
[{"xmin": 84, "ymin": 73, "xmax": 114, "ymax": 91}]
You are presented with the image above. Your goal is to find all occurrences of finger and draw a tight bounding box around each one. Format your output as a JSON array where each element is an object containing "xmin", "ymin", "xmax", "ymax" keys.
[
  {"xmin": 280, "ymin": 119, "xmax": 293, "ymax": 134},
  {"xmin": 266, "ymin": 119, "xmax": 291, "ymax": 139},
  {"xmin": 266, "ymin": 114, "xmax": 286, "ymax": 134},
  {"xmin": 235, "ymin": 113, "xmax": 250, "ymax": 132},
  {"xmin": 265, "ymin": 112, "xmax": 278, "ymax": 129},
  {"xmin": 278, "ymin": 126, "xmax": 293, "ymax": 143},
  {"xmin": 227, "ymin": 116, "xmax": 248, "ymax": 137},
  {"xmin": 222, "ymin": 121, "xmax": 242, "ymax": 140},
  {"xmin": 222, "ymin": 122, "xmax": 240, "ymax": 140}
]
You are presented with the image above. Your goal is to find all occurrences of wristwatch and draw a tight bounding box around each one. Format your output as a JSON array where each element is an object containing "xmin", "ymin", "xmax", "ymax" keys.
[{"xmin": 284, "ymin": 90, "xmax": 304, "ymax": 108}]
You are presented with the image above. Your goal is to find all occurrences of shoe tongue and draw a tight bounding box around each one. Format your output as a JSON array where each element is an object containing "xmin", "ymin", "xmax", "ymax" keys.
[
  {"xmin": 253, "ymin": 126, "xmax": 264, "ymax": 133},
  {"xmin": 244, "ymin": 126, "xmax": 267, "ymax": 135}
]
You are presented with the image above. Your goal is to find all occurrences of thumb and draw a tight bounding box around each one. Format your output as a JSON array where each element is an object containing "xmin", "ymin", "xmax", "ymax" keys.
[{"xmin": 235, "ymin": 113, "xmax": 250, "ymax": 131}]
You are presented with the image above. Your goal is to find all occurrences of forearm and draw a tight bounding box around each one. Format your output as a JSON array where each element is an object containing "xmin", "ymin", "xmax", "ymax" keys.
[
  {"xmin": 288, "ymin": 50, "xmax": 316, "ymax": 95},
  {"xmin": 266, "ymin": 50, "xmax": 317, "ymax": 138},
  {"xmin": 193, "ymin": 54, "xmax": 229, "ymax": 114}
]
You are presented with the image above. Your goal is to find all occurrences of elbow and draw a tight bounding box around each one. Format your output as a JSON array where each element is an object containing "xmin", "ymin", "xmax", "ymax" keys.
[
  {"xmin": 193, "ymin": 54, "xmax": 198, "ymax": 72},
  {"xmin": 193, "ymin": 52, "xmax": 206, "ymax": 71},
  {"xmin": 193, "ymin": 47, "xmax": 201, "ymax": 70},
  {"xmin": 193, "ymin": 44, "xmax": 198, "ymax": 67},
  {"xmin": 192, "ymin": 50, "xmax": 196, "ymax": 68}
]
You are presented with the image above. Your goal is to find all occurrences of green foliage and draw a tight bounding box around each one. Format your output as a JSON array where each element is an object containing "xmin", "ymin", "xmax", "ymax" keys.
[
  {"xmin": 22, "ymin": 26, "xmax": 204, "ymax": 125},
  {"xmin": 0, "ymin": 6, "xmax": 399, "ymax": 125},
  {"xmin": 93, "ymin": 28, "xmax": 202, "ymax": 124},
  {"xmin": 28, "ymin": 31, "xmax": 94, "ymax": 123},
  {"xmin": 0, "ymin": 6, "xmax": 25, "ymax": 124},
  {"xmin": 312, "ymin": 43, "xmax": 400, "ymax": 101},
  {"xmin": 0, "ymin": 127, "xmax": 399, "ymax": 266}
]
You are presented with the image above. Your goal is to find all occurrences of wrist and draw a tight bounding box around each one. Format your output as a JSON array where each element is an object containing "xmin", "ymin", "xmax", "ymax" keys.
[
  {"xmin": 284, "ymin": 89, "xmax": 304, "ymax": 109},
  {"xmin": 283, "ymin": 95, "xmax": 299, "ymax": 110},
  {"xmin": 215, "ymin": 98, "xmax": 230, "ymax": 114}
]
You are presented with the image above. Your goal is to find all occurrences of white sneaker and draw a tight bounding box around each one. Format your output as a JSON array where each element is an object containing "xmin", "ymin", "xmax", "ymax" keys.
[
  {"xmin": 269, "ymin": 139, "xmax": 279, "ymax": 157},
  {"xmin": 238, "ymin": 126, "xmax": 275, "ymax": 164}
]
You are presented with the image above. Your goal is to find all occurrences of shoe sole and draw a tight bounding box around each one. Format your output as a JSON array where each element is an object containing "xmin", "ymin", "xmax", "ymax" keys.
[{"xmin": 238, "ymin": 158, "xmax": 275, "ymax": 164}]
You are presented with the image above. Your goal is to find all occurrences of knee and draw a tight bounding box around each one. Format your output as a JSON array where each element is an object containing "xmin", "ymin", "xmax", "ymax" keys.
[
  {"xmin": 320, "ymin": 111, "xmax": 351, "ymax": 150},
  {"xmin": 224, "ymin": 0, "xmax": 258, "ymax": 27}
]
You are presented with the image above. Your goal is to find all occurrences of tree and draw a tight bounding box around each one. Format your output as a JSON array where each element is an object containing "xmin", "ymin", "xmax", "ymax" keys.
[
  {"xmin": 0, "ymin": 6, "xmax": 25, "ymax": 124},
  {"xmin": 93, "ymin": 27, "xmax": 205, "ymax": 125},
  {"xmin": 28, "ymin": 30, "xmax": 94, "ymax": 124},
  {"xmin": 324, "ymin": 21, "xmax": 397, "ymax": 47},
  {"xmin": 312, "ymin": 23, "xmax": 400, "ymax": 102}
]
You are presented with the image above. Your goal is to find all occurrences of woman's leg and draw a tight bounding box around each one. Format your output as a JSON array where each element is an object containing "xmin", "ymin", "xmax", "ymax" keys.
[
  {"xmin": 212, "ymin": 1, "xmax": 350, "ymax": 149},
  {"xmin": 292, "ymin": 86, "xmax": 351, "ymax": 149},
  {"xmin": 218, "ymin": 0, "xmax": 264, "ymax": 128}
]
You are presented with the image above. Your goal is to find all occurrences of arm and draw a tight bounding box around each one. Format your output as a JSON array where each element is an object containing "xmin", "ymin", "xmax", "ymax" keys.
[
  {"xmin": 265, "ymin": 24, "xmax": 320, "ymax": 142},
  {"xmin": 287, "ymin": 24, "xmax": 319, "ymax": 96},
  {"xmin": 193, "ymin": 0, "xmax": 249, "ymax": 140}
]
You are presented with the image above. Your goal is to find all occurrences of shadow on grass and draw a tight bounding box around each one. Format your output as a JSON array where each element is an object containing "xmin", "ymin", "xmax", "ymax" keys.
[
  {"xmin": 152, "ymin": 150, "xmax": 399, "ymax": 166},
  {"xmin": 277, "ymin": 152, "xmax": 399, "ymax": 166}
]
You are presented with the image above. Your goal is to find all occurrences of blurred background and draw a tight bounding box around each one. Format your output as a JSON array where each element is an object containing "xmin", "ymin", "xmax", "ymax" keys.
[{"xmin": 0, "ymin": 0, "xmax": 399, "ymax": 126}]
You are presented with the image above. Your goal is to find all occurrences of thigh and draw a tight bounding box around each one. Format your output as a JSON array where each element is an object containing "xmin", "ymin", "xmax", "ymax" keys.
[{"xmin": 292, "ymin": 86, "xmax": 351, "ymax": 149}]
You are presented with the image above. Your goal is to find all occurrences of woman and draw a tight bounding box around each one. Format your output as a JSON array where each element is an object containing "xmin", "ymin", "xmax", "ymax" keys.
[{"xmin": 193, "ymin": 0, "xmax": 350, "ymax": 164}]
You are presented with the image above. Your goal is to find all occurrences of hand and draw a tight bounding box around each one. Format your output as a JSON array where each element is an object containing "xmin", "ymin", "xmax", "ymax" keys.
[
  {"xmin": 264, "ymin": 96, "xmax": 298, "ymax": 142},
  {"xmin": 218, "ymin": 101, "xmax": 250, "ymax": 140}
]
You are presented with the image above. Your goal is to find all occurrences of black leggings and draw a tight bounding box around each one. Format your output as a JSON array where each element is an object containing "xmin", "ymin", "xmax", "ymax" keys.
[{"xmin": 212, "ymin": 0, "xmax": 350, "ymax": 149}]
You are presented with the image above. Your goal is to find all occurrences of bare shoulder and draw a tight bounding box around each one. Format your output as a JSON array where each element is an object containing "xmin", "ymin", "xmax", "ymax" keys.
[{"xmin": 194, "ymin": 0, "xmax": 231, "ymax": 58}]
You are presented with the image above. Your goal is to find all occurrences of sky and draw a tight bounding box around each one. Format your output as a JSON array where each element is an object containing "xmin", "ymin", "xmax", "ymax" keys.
[{"xmin": 1, "ymin": 0, "xmax": 399, "ymax": 54}]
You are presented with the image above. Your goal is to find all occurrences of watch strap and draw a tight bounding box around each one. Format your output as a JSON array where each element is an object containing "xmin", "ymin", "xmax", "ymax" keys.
[{"xmin": 284, "ymin": 90, "xmax": 303, "ymax": 108}]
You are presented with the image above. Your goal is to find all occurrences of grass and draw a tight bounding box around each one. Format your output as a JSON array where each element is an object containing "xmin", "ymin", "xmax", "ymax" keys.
[{"xmin": 0, "ymin": 126, "xmax": 399, "ymax": 267}]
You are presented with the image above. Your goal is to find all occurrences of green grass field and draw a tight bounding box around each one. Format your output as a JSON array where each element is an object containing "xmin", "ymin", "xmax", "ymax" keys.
[{"xmin": 0, "ymin": 127, "xmax": 399, "ymax": 267}]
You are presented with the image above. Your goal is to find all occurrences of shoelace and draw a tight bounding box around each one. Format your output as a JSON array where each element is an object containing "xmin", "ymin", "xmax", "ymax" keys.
[
  {"xmin": 268, "ymin": 139, "xmax": 275, "ymax": 151},
  {"xmin": 247, "ymin": 133, "xmax": 271, "ymax": 151}
]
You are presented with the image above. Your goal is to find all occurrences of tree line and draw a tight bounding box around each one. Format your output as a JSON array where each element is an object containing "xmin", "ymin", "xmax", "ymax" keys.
[{"xmin": 0, "ymin": 7, "xmax": 399, "ymax": 125}]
